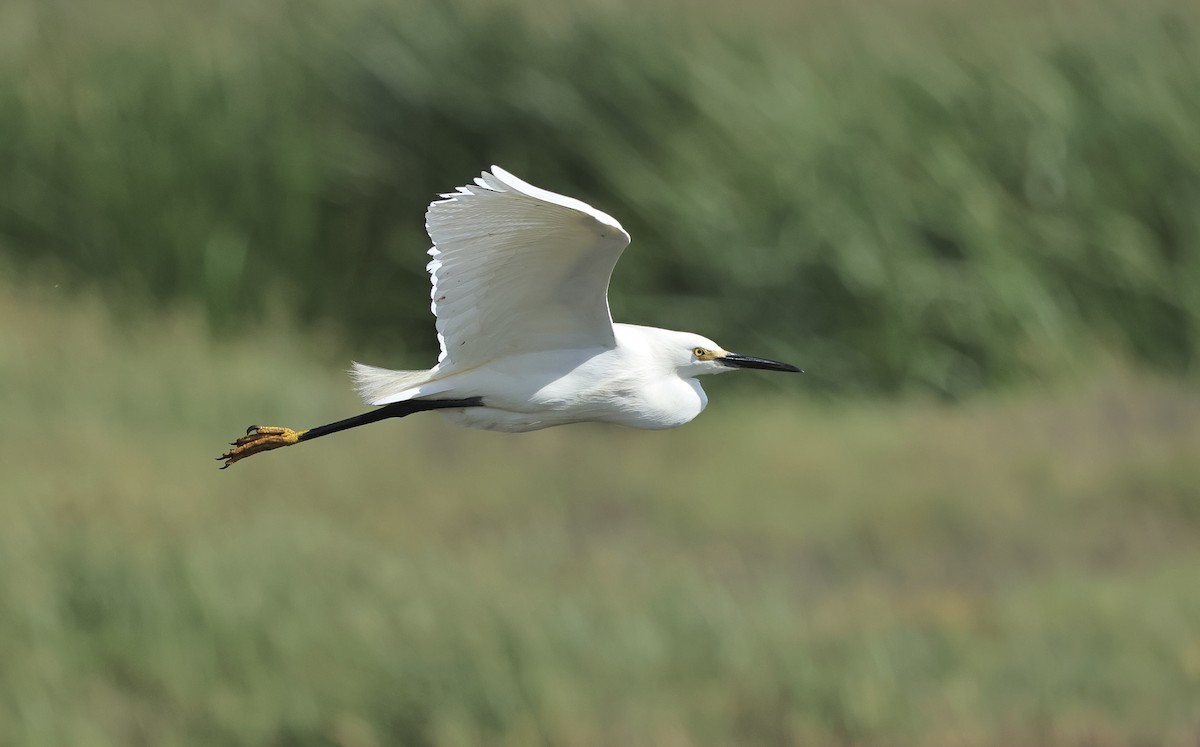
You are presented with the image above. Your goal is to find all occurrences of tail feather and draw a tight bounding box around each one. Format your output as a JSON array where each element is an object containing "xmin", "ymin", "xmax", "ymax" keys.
[{"xmin": 350, "ymin": 362, "xmax": 434, "ymax": 405}]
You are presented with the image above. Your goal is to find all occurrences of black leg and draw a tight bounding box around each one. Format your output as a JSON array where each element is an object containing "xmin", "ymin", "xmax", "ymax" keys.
[
  {"xmin": 296, "ymin": 397, "xmax": 484, "ymax": 442},
  {"xmin": 218, "ymin": 397, "xmax": 484, "ymax": 468}
]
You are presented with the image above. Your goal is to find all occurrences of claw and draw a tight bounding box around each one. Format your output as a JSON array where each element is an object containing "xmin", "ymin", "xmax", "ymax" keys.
[{"xmin": 218, "ymin": 425, "xmax": 305, "ymax": 468}]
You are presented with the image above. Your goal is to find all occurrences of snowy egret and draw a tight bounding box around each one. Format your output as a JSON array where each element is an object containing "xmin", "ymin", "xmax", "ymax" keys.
[{"xmin": 219, "ymin": 166, "xmax": 800, "ymax": 468}]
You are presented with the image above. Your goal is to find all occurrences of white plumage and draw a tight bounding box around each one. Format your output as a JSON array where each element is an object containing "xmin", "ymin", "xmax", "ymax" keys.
[
  {"xmin": 428, "ymin": 166, "xmax": 630, "ymax": 367},
  {"xmin": 348, "ymin": 166, "xmax": 799, "ymax": 433}
]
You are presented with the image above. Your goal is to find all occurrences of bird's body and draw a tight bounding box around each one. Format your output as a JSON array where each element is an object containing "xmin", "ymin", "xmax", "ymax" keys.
[
  {"xmin": 355, "ymin": 324, "xmax": 712, "ymax": 432},
  {"xmin": 219, "ymin": 167, "xmax": 798, "ymax": 467}
]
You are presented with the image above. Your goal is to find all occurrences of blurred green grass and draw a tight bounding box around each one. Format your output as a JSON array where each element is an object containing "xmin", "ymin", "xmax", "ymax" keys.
[
  {"xmin": 3, "ymin": 278, "xmax": 1199, "ymax": 746},
  {"xmin": 1, "ymin": 0, "xmax": 1198, "ymax": 395},
  {"xmin": 3, "ymin": 0, "xmax": 1200, "ymax": 743}
]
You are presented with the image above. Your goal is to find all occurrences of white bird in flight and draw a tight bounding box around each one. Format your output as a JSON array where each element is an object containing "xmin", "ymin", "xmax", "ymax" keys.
[{"xmin": 220, "ymin": 166, "xmax": 800, "ymax": 467}]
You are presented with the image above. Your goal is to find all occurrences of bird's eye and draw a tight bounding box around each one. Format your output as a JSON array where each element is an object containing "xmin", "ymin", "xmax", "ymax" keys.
[{"xmin": 693, "ymin": 347, "xmax": 708, "ymax": 358}]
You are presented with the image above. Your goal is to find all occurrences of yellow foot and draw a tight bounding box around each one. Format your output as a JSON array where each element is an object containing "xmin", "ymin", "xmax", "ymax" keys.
[{"xmin": 217, "ymin": 425, "xmax": 305, "ymax": 469}]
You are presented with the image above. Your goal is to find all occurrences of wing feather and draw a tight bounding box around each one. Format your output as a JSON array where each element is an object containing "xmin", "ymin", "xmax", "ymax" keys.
[{"xmin": 425, "ymin": 166, "xmax": 631, "ymax": 371}]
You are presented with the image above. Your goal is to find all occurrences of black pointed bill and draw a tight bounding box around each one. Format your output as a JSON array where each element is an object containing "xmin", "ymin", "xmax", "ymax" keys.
[{"xmin": 718, "ymin": 352, "xmax": 803, "ymax": 373}]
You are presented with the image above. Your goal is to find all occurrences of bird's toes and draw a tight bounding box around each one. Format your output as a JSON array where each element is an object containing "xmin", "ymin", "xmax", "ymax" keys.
[{"xmin": 217, "ymin": 425, "xmax": 303, "ymax": 469}]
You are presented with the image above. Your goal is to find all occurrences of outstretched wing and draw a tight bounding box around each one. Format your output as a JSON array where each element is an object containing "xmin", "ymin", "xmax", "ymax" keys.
[{"xmin": 425, "ymin": 166, "xmax": 632, "ymax": 371}]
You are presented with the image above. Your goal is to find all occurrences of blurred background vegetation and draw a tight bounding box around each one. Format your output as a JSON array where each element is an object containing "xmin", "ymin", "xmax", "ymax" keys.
[
  {"xmin": 2, "ymin": 0, "xmax": 1199, "ymax": 744},
  {"xmin": 4, "ymin": 0, "xmax": 1198, "ymax": 394}
]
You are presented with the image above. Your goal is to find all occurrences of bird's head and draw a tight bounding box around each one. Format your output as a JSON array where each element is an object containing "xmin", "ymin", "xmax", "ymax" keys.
[{"xmin": 668, "ymin": 332, "xmax": 802, "ymax": 379}]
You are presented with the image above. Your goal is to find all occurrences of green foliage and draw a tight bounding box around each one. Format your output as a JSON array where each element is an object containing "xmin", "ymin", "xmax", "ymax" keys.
[
  {"xmin": 1, "ymin": 0, "xmax": 1199, "ymax": 395},
  {"xmin": 4, "ymin": 270, "xmax": 1200, "ymax": 746}
]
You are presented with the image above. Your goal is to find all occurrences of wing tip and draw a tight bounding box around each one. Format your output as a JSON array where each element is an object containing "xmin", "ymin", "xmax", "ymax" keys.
[
  {"xmin": 485, "ymin": 164, "xmax": 532, "ymax": 196},
  {"xmin": 482, "ymin": 165, "xmax": 627, "ymax": 235}
]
